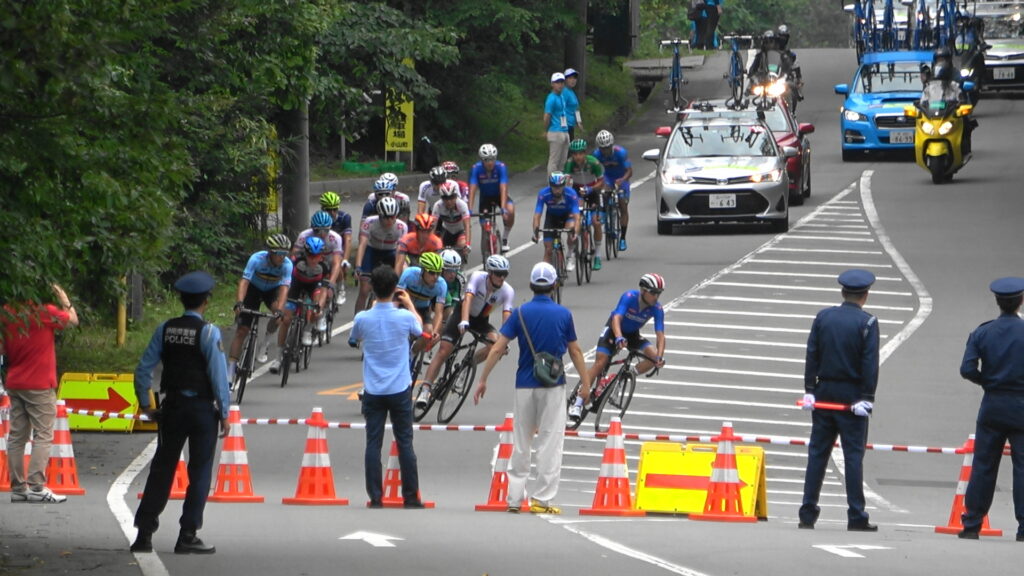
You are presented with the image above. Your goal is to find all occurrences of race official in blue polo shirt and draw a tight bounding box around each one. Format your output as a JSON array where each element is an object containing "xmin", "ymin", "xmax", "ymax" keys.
[
  {"xmin": 799, "ymin": 269, "xmax": 880, "ymax": 533},
  {"xmin": 132, "ymin": 271, "xmax": 231, "ymax": 555},
  {"xmin": 958, "ymin": 277, "xmax": 1024, "ymax": 541},
  {"xmin": 350, "ymin": 265, "xmax": 425, "ymax": 508},
  {"xmin": 474, "ymin": 262, "xmax": 591, "ymax": 514}
]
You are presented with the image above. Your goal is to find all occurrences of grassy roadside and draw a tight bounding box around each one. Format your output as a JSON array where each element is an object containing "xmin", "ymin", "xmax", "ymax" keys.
[{"xmin": 56, "ymin": 54, "xmax": 639, "ymax": 376}]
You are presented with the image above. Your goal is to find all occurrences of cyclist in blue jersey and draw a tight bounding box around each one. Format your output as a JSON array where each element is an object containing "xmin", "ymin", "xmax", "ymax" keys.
[
  {"xmin": 320, "ymin": 191, "xmax": 353, "ymax": 305},
  {"xmin": 398, "ymin": 252, "xmax": 447, "ymax": 356},
  {"xmin": 593, "ymin": 130, "xmax": 634, "ymax": 252},
  {"xmin": 468, "ymin": 143, "xmax": 515, "ymax": 253},
  {"xmin": 532, "ymin": 172, "xmax": 581, "ymax": 272},
  {"xmin": 228, "ymin": 234, "xmax": 294, "ymax": 381},
  {"xmin": 569, "ymin": 273, "xmax": 667, "ymax": 422}
]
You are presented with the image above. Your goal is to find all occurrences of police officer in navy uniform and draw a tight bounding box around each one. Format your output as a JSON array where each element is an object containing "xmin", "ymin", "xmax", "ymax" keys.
[
  {"xmin": 131, "ymin": 271, "xmax": 231, "ymax": 554},
  {"xmin": 958, "ymin": 277, "xmax": 1024, "ymax": 541},
  {"xmin": 799, "ymin": 269, "xmax": 880, "ymax": 531}
]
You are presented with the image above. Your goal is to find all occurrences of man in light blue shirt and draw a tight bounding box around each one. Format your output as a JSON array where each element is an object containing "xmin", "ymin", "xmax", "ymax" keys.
[
  {"xmin": 351, "ymin": 265, "xmax": 425, "ymax": 508},
  {"xmin": 544, "ymin": 72, "xmax": 570, "ymax": 177}
]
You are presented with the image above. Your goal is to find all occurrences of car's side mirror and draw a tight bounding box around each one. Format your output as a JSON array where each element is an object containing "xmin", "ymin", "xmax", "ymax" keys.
[
  {"xmin": 798, "ymin": 123, "xmax": 815, "ymax": 135},
  {"xmin": 642, "ymin": 149, "xmax": 661, "ymax": 163},
  {"xmin": 834, "ymin": 84, "xmax": 849, "ymax": 95},
  {"xmin": 783, "ymin": 146, "xmax": 798, "ymax": 158}
]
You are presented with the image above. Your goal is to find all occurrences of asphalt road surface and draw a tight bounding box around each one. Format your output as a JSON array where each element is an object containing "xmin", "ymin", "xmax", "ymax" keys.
[{"xmin": 4, "ymin": 48, "xmax": 1024, "ymax": 576}]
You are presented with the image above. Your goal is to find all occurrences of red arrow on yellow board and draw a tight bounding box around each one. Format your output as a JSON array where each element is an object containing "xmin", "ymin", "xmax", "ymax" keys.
[
  {"xmin": 318, "ymin": 383, "xmax": 363, "ymax": 400},
  {"xmin": 644, "ymin": 473, "xmax": 747, "ymax": 491},
  {"xmin": 63, "ymin": 387, "xmax": 132, "ymax": 422}
]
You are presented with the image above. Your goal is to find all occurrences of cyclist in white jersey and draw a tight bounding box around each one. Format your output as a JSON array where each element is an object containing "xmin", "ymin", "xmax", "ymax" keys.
[
  {"xmin": 354, "ymin": 197, "xmax": 408, "ymax": 314},
  {"xmin": 415, "ymin": 255, "xmax": 515, "ymax": 408},
  {"xmin": 417, "ymin": 165, "xmax": 449, "ymax": 214},
  {"xmin": 431, "ymin": 182, "xmax": 472, "ymax": 258}
]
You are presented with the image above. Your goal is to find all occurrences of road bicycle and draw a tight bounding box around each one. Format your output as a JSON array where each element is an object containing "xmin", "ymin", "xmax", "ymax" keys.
[
  {"xmin": 231, "ymin": 308, "xmax": 277, "ymax": 405},
  {"xmin": 280, "ymin": 296, "xmax": 321, "ymax": 388},
  {"xmin": 603, "ymin": 187, "xmax": 622, "ymax": 261},
  {"xmin": 575, "ymin": 200, "xmax": 598, "ymax": 286},
  {"xmin": 536, "ymin": 227, "xmax": 573, "ymax": 304},
  {"xmin": 477, "ymin": 209, "xmax": 502, "ymax": 263},
  {"xmin": 722, "ymin": 35, "xmax": 752, "ymax": 105},
  {"xmin": 659, "ymin": 38, "xmax": 690, "ymax": 111},
  {"xmin": 566, "ymin": 348, "xmax": 659, "ymax": 433},
  {"xmin": 414, "ymin": 329, "xmax": 491, "ymax": 424},
  {"xmin": 318, "ymin": 286, "xmax": 338, "ymax": 346}
]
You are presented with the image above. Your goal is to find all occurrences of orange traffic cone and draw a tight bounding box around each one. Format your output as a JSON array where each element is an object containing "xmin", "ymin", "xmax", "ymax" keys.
[
  {"xmin": 580, "ymin": 416, "xmax": 645, "ymax": 516},
  {"xmin": 210, "ymin": 405, "xmax": 264, "ymax": 503},
  {"xmin": 0, "ymin": 393, "xmax": 10, "ymax": 491},
  {"xmin": 690, "ymin": 421, "xmax": 756, "ymax": 523},
  {"xmin": 283, "ymin": 407, "xmax": 348, "ymax": 505},
  {"xmin": 379, "ymin": 440, "xmax": 435, "ymax": 508},
  {"xmin": 934, "ymin": 434, "xmax": 1002, "ymax": 536},
  {"xmin": 476, "ymin": 413, "xmax": 517, "ymax": 511},
  {"xmin": 46, "ymin": 400, "xmax": 85, "ymax": 496},
  {"xmin": 138, "ymin": 450, "xmax": 188, "ymax": 500}
]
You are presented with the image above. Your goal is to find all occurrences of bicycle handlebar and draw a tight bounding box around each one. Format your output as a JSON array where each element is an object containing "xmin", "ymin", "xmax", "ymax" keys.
[
  {"xmin": 237, "ymin": 308, "xmax": 278, "ymax": 318},
  {"xmin": 660, "ymin": 39, "xmax": 690, "ymax": 46}
]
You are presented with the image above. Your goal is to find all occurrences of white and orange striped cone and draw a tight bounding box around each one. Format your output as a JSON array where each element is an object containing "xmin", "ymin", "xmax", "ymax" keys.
[
  {"xmin": 935, "ymin": 434, "xmax": 1002, "ymax": 536},
  {"xmin": 690, "ymin": 421, "xmax": 756, "ymax": 523},
  {"xmin": 476, "ymin": 413, "xmax": 519, "ymax": 511},
  {"xmin": 210, "ymin": 405, "xmax": 264, "ymax": 503},
  {"xmin": 0, "ymin": 393, "xmax": 10, "ymax": 491},
  {"xmin": 379, "ymin": 440, "xmax": 435, "ymax": 508},
  {"xmin": 137, "ymin": 449, "xmax": 188, "ymax": 500},
  {"xmin": 283, "ymin": 407, "xmax": 348, "ymax": 505},
  {"xmin": 580, "ymin": 416, "xmax": 645, "ymax": 516},
  {"xmin": 45, "ymin": 400, "xmax": 85, "ymax": 495}
]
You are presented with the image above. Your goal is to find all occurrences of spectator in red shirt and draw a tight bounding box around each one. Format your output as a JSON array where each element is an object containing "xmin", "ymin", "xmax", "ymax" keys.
[{"xmin": 1, "ymin": 284, "xmax": 78, "ymax": 503}]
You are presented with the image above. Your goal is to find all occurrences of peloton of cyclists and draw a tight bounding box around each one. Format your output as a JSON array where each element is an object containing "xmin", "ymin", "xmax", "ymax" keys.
[{"xmin": 568, "ymin": 273, "xmax": 667, "ymax": 422}]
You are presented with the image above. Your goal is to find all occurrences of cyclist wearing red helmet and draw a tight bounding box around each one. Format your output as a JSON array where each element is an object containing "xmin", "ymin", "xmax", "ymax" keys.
[
  {"xmin": 396, "ymin": 212, "xmax": 444, "ymax": 277},
  {"xmin": 569, "ymin": 273, "xmax": 667, "ymax": 422}
]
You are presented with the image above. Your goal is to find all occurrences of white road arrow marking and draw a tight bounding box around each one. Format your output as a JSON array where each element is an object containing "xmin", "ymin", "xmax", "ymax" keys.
[
  {"xmin": 339, "ymin": 531, "xmax": 404, "ymax": 548},
  {"xmin": 814, "ymin": 544, "xmax": 892, "ymax": 559}
]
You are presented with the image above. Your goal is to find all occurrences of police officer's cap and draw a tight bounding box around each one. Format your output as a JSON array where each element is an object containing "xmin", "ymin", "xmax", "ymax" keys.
[
  {"xmin": 989, "ymin": 277, "xmax": 1024, "ymax": 298},
  {"xmin": 838, "ymin": 269, "xmax": 875, "ymax": 293},
  {"xmin": 173, "ymin": 271, "xmax": 216, "ymax": 295}
]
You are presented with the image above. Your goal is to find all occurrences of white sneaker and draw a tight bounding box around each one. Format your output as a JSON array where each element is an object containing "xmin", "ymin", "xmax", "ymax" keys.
[
  {"xmin": 25, "ymin": 487, "xmax": 66, "ymax": 503},
  {"xmin": 568, "ymin": 404, "xmax": 582, "ymax": 420},
  {"xmin": 257, "ymin": 342, "xmax": 270, "ymax": 363},
  {"xmin": 566, "ymin": 257, "xmax": 576, "ymax": 272},
  {"xmin": 269, "ymin": 359, "xmax": 282, "ymax": 374},
  {"xmin": 336, "ymin": 288, "xmax": 347, "ymax": 306},
  {"xmin": 317, "ymin": 316, "xmax": 328, "ymax": 332},
  {"xmin": 501, "ymin": 239, "xmax": 510, "ymax": 253},
  {"xmin": 301, "ymin": 330, "xmax": 313, "ymax": 346},
  {"xmin": 415, "ymin": 386, "xmax": 431, "ymax": 408}
]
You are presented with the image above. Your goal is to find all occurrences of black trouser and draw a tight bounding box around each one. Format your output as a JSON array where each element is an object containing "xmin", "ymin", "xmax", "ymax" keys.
[
  {"xmin": 962, "ymin": 392, "xmax": 1024, "ymax": 535},
  {"xmin": 135, "ymin": 396, "xmax": 220, "ymax": 535},
  {"xmin": 700, "ymin": 8, "xmax": 720, "ymax": 49}
]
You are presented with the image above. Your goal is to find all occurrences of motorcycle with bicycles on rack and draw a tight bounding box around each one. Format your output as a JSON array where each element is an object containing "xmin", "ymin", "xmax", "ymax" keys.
[
  {"xmin": 747, "ymin": 27, "xmax": 803, "ymax": 113},
  {"xmin": 568, "ymin": 273, "xmax": 668, "ymax": 431}
]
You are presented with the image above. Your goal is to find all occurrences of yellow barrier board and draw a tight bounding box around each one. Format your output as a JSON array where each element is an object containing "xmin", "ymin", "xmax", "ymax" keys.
[
  {"xmin": 635, "ymin": 442, "xmax": 767, "ymax": 519},
  {"xmin": 58, "ymin": 373, "xmax": 140, "ymax": 432}
]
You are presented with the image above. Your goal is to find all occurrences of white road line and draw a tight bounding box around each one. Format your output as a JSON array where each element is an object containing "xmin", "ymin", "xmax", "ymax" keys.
[
  {"xmin": 764, "ymin": 247, "xmax": 882, "ymax": 254},
  {"xmin": 632, "ymin": 393, "xmax": 799, "ymax": 409},
  {"xmin": 640, "ymin": 377, "xmax": 800, "ymax": 394},
  {"xmin": 686, "ymin": 295, "xmax": 915, "ymax": 311},
  {"xmin": 780, "ymin": 235, "xmax": 877, "ymax": 243},
  {"xmin": 672, "ymin": 308, "xmax": 904, "ymax": 325},
  {"xmin": 628, "ymin": 410, "xmax": 810, "ymax": 428},
  {"xmin": 559, "ymin": 523, "xmax": 715, "ymax": 576},
  {"xmin": 109, "ymin": 439, "xmax": 169, "ymax": 576},
  {"xmin": 661, "ymin": 334, "xmax": 807, "ymax": 348},
  {"xmin": 660, "ymin": 364, "xmax": 802, "ymax": 379},
  {"xmin": 746, "ymin": 258, "xmax": 891, "ymax": 268},
  {"xmin": 666, "ymin": 349, "xmax": 805, "ymax": 364},
  {"xmin": 708, "ymin": 281, "xmax": 912, "ymax": 296},
  {"xmin": 730, "ymin": 270, "xmax": 903, "ymax": 282},
  {"xmin": 664, "ymin": 320, "xmax": 811, "ymax": 333}
]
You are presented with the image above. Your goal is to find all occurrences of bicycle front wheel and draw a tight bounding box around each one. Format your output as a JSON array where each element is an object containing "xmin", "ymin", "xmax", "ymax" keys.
[
  {"xmin": 605, "ymin": 205, "xmax": 619, "ymax": 260},
  {"xmin": 594, "ymin": 370, "xmax": 636, "ymax": 433},
  {"xmin": 437, "ymin": 359, "xmax": 475, "ymax": 424},
  {"xmin": 574, "ymin": 235, "xmax": 585, "ymax": 286},
  {"xmin": 583, "ymin": 227, "xmax": 593, "ymax": 284},
  {"xmin": 280, "ymin": 322, "xmax": 299, "ymax": 388}
]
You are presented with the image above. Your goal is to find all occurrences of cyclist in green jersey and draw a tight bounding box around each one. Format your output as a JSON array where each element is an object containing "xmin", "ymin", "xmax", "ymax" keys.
[{"xmin": 564, "ymin": 139, "xmax": 605, "ymax": 271}]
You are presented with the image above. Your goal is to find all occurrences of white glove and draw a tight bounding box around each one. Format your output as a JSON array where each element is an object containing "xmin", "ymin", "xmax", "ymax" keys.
[
  {"xmin": 852, "ymin": 400, "xmax": 873, "ymax": 417},
  {"xmin": 458, "ymin": 320, "xmax": 470, "ymax": 334},
  {"xmin": 801, "ymin": 393, "xmax": 815, "ymax": 411}
]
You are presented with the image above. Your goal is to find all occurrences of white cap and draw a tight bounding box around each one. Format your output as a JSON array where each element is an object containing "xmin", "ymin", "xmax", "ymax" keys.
[
  {"xmin": 564, "ymin": 68, "xmax": 578, "ymax": 78},
  {"xmin": 550, "ymin": 72, "xmax": 565, "ymax": 83},
  {"xmin": 530, "ymin": 262, "xmax": 558, "ymax": 286}
]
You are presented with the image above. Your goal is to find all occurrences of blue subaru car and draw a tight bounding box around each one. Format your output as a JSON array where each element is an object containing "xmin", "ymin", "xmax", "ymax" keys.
[{"xmin": 835, "ymin": 50, "xmax": 933, "ymax": 161}]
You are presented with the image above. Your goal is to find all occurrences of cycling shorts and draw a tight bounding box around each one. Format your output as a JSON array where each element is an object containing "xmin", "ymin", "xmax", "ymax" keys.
[
  {"xmin": 595, "ymin": 323, "xmax": 651, "ymax": 356},
  {"xmin": 238, "ymin": 284, "xmax": 279, "ymax": 326},
  {"xmin": 604, "ymin": 178, "xmax": 631, "ymax": 201},
  {"xmin": 359, "ymin": 247, "xmax": 397, "ymax": 276},
  {"xmin": 285, "ymin": 282, "xmax": 325, "ymax": 312},
  {"xmin": 542, "ymin": 213, "xmax": 574, "ymax": 241},
  {"xmin": 440, "ymin": 228, "xmax": 467, "ymax": 248},
  {"xmin": 440, "ymin": 301, "xmax": 495, "ymax": 344},
  {"xmin": 479, "ymin": 195, "xmax": 514, "ymax": 214}
]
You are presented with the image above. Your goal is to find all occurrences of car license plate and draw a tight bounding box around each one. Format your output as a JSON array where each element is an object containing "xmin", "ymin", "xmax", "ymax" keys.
[
  {"xmin": 890, "ymin": 130, "xmax": 914, "ymax": 144},
  {"xmin": 994, "ymin": 67, "xmax": 1015, "ymax": 80},
  {"xmin": 709, "ymin": 193, "xmax": 736, "ymax": 209}
]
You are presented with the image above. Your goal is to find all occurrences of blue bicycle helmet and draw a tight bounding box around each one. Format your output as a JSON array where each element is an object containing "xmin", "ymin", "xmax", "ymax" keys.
[
  {"xmin": 549, "ymin": 171, "xmax": 569, "ymax": 187},
  {"xmin": 373, "ymin": 178, "xmax": 396, "ymax": 193},
  {"xmin": 304, "ymin": 235, "xmax": 326, "ymax": 255},
  {"xmin": 310, "ymin": 210, "xmax": 333, "ymax": 229}
]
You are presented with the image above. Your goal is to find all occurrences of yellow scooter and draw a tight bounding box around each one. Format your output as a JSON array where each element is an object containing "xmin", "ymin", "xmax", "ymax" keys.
[{"xmin": 904, "ymin": 81, "xmax": 975, "ymax": 184}]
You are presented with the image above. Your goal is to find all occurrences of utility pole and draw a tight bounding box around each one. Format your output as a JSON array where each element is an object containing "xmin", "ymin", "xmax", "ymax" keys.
[
  {"xmin": 566, "ymin": 0, "xmax": 588, "ymax": 100},
  {"xmin": 278, "ymin": 102, "xmax": 310, "ymax": 238}
]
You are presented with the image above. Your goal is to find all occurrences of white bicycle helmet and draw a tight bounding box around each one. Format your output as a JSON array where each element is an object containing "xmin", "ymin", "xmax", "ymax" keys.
[
  {"xmin": 429, "ymin": 166, "xmax": 447, "ymax": 184},
  {"xmin": 379, "ymin": 172, "xmax": 400, "ymax": 188},
  {"xmin": 595, "ymin": 130, "xmax": 614, "ymax": 148},
  {"xmin": 376, "ymin": 196, "xmax": 400, "ymax": 217},
  {"xmin": 478, "ymin": 143, "xmax": 498, "ymax": 160},
  {"xmin": 639, "ymin": 273, "xmax": 666, "ymax": 292},
  {"xmin": 440, "ymin": 249, "xmax": 462, "ymax": 270},
  {"xmin": 485, "ymin": 254, "xmax": 510, "ymax": 272},
  {"xmin": 439, "ymin": 180, "xmax": 460, "ymax": 198}
]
